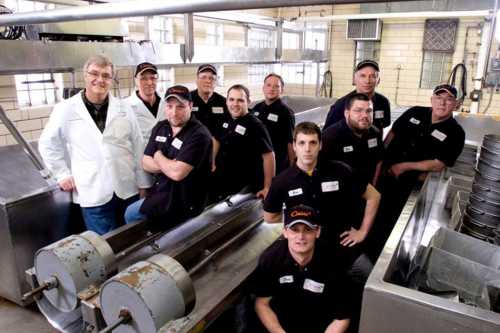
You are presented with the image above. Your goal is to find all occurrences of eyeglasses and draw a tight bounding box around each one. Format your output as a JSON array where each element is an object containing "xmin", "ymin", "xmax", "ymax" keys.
[
  {"xmin": 139, "ymin": 74, "xmax": 158, "ymax": 82},
  {"xmin": 86, "ymin": 71, "xmax": 113, "ymax": 81}
]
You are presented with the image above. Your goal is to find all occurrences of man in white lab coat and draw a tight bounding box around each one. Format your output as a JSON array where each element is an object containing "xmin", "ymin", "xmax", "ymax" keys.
[
  {"xmin": 39, "ymin": 55, "xmax": 152, "ymax": 235},
  {"xmin": 123, "ymin": 62, "xmax": 165, "ymax": 146}
]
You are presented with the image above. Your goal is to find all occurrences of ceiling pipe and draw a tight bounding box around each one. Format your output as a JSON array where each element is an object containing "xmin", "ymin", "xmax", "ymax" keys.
[{"xmin": 0, "ymin": 0, "xmax": 423, "ymax": 26}]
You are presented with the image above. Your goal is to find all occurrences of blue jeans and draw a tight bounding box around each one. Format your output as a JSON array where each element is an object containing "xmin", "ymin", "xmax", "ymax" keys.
[
  {"xmin": 81, "ymin": 194, "xmax": 138, "ymax": 235},
  {"xmin": 124, "ymin": 198, "xmax": 147, "ymax": 224}
]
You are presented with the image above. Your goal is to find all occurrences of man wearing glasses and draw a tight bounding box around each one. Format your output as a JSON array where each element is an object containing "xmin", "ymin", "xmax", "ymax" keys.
[
  {"xmin": 321, "ymin": 93, "xmax": 384, "ymax": 186},
  {"xmin": 124, "ymin": 62, "xmax": 164, "ymax": 146},
  {"xmin": 39, "ymin": 55, "xmax": 151, "ymax": 235},
  {"xmin": 368, "ymin": 84, "xmax": 465, "ymax": 260}
]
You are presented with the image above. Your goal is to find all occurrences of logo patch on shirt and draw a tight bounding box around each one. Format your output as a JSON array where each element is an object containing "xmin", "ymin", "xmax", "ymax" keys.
[
  {"xmin": 409, "ymin": 117, "xmax": 421, "ymax": 125},
  {"xmin": 235, "ymin": 125, "xmax": 246, "ymax": 135},
  {"xmin": 222, "ymin": 122, "xmax": 229, "ymax": 129},
  {"xmin": 303, "ymin": 279, "xmax": 324, "ymax": 293},
  {"xmin": 374, "ymin": 110, "xmax": 384, "ymax": 119},
  {"xmin": 321, "ymin": 181, "xmax": 339, "ymax": 192},
  {"xmin": 155, "ymin": 135, "xmax": 167, "ymax": 143},
  {"xmin": 192, "ymin": 107, "xmax": 199, "ymax": 112},
  {"xmin": 288, "ymin": 188, "xmax": 303, "ymax": 197},
  {"xmin": 368, "ymin": 138, "xmax": 378, "ymax": 148},
  {"xmin": 254, "ymin": 111, "xmax": 260, "ymax": 117},
  {"xmin": 267, "ymin": 113, "xmax": 279, "ymax": 122},
  {"xmin": 431, "ymin": 129, "xmax": 447, "ymax": 142},
  {"xmin": 343, "ymin": 145, "xmax": 354, "ymax": 153},
  {"xmin": 279, "ymin": 275, "xmax": 294, "ymax": 284},
  {"xmin": 212, "ymin": 107, "xmax": 224, "ymax": 114},
  {"xmin": 171, "ymin": 137, "xmax": 183, "ymax": 150}
]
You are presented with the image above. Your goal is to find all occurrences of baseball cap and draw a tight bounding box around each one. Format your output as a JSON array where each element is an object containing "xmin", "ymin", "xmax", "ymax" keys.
[
  {"xmin": 135, "ymin": 62, "xmax": 158, "ymax": 77},
  {"xmin": 284, "ymin": 205, "xmax": 320, "ymax": 229},
  {"xmin": 197, "ymin": 64, "xmax": 217, "ymax": 76},
  {"xmin": 164, "ymin": 85, "xmax": 192, "ymax": 103},
  {"xmin": 355, "ymin": 59, "xmax": 380, "ymax": 72},
  {"xmin": 433, "ymin": 84, "xmax": 457, "ymax": 98}
]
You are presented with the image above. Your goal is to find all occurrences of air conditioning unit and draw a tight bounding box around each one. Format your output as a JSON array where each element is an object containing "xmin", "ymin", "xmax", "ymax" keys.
[{"xmin": 346, "ymin": 19, "xmax": 382, "ymax": 41}]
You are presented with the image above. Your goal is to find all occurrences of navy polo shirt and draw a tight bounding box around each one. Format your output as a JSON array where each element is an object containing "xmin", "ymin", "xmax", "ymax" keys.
[
  {"xmin": 324, "ymin": 90, "xmax": 391, "ymax": 136},
  {"xmin": 190, "ymin": 89, "xmax": 228, "ymax": 138},
  {"xmin": 252, "ymin": 238, "xmax": 352, "ymax": 333},
  {"xmin": 385, "ymin": 106, "xmax": 465, "ymax": 169},
  {"xmin": 213, "ymin": 112, "xmax": 273, "ymax": 198},
  {"xmin": 264, "ymin": 158, "xmax": 367, "ymax": 240},
  {"xmin": 321, "ymin": 119, "xmax": 383, "ymax": 184},
  {"xmin": 140, "ymin": 116, "xmax": 212, "ymax": 226},
  {"xmin": 252, "ymin": 98, "xmax": 295, "ymax": 173}
]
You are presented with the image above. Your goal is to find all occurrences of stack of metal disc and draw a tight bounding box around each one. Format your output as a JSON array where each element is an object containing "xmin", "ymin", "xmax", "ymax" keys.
[{"xmin": 461, "ymin": 134, "xmax": 500, "ymax": 244}]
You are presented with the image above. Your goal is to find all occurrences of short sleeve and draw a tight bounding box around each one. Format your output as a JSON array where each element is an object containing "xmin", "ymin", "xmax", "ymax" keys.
[
  {"xmin": 263, "ymin": 177, "xmax": 285, "ymax": 213},
  {"xmin": 250, "ymin": 257, "xmax": 275, "ymax": 297},
  {"xmin": 254, "ymin": 120, "xmax": 274, "ymax": 154},
  {"xmin": 436, "ymin": 127, "xmax": 465, "ymax": 167},
  {"xmin": 323, "ymin": 101, "xmax": 344, "ymax": 129},
  {"xmin": 144, "ymin": 122, "xmax": 162, "ymax": 157},
  {"xmin": 175, "ymin": 130, "xmax": 212, "ymax": 168}
]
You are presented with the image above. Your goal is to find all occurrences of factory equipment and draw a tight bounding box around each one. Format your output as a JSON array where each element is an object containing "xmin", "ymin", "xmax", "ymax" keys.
[{"xmin": 361, "ymin": 113, "xmax": 500, "ymax": 333}]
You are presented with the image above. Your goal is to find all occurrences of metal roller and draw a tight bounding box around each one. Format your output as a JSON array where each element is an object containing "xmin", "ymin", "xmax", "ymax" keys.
[
  {"xmin": 100, "ymin": 254, "xmax": 195, "ymax": 333},
  {"xmin": 34, "ymin": 231, "xmax": 115, "ymax": 312}
]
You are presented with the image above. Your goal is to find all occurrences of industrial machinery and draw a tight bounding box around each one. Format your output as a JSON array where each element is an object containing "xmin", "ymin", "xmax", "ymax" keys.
[
  {"xmin": 16, "ymin": 96, "xmax": 334, "ymax": 333},
  {"xmin": 361, "ymin": 113, "xmax": 500, "ymax": 333}
]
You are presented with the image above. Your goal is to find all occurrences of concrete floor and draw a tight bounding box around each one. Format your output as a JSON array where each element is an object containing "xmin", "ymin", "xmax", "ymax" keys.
[{"xmin": 0, "ymin": 297, "xmax": 57, "ymax": 333}]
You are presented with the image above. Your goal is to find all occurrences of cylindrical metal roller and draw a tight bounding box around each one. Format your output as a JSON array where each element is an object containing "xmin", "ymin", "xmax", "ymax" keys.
[
  {"xmin": 100, "ymin": 254, "xmax": 194, "ymax": 333},
  {"xmin": 34, "ymin": 231, "xmax": 115, "ymax": 312}
]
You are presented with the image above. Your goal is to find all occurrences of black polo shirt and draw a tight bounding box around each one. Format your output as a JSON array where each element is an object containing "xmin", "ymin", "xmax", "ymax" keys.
[
  {"xmin": 140, "ymin": 116, "xmax": 212, "ymax": 227},
  {"xmin": 252, "ymin": 98, "xmax": 295, "ymax": 173},
  {"xmin": 213, "ymin": 112, "xmax": 273, "ymax": 198},
  {"xmin": 323, "ymin": 90, "xmax": 391, "ymax": 136},
  {"xmin": 385, "ymin": 106, "xmax": 465, "ymax": 169},
  {"xmin": 82, "ymin": 90, "xmax": 108, "ymax": 133},
  {"xmin": 136, "ymin": 91, "xmax": 160, "ymax": 118},
  {"xmin": 190, "ymin": 89, "xmax": 228, "ymax": 138},
  {"xmin": 264, "ymin": 158, "xmax": 367, "ymax": 240},
  {"xmin": 252, "ymin": 238, "xmax": 352, "ymax": 333},
  {"xmin": 321, "ymin": 119, "xmax": 383, "ymax": 184}
]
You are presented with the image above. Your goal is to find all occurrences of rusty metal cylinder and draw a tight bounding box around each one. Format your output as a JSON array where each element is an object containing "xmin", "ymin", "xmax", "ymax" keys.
[
  {"xmin": 99, "ymin": 254, "xmax": 195, "ymax": 333},
  {"xmin": 34, "ymin": 231, "xmax": 115, "ymax": 312}
]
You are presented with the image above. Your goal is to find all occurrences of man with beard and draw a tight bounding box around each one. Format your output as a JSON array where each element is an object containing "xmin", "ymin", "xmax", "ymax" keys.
[{"xmin": 321, "ymin": 93, "xmax": 383, "ymax": 185}]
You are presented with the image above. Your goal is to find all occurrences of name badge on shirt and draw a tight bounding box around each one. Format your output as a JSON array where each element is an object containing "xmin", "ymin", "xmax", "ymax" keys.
[
  {"xmin": 343, "ymin": 145, "xmax": 354, "ymax": 153},
  {"xmin": 212, "ymin": 107, "xmax": 224, "ymax": 114},
  {"xmin": 222, "ymin": 122, "xmax": 229, "ymax": 129},
  {"xmin": 279, "ymin": 275, "xmax": 294, "ymax": 284},
  {"xmin": 374, "ymin": 110, "xmax": 384, "ymax": 119},
  {"xmin": 368, "ymin": 138, "xmax": 378, "ymax": 148},
  {"xmin": 303, "ymin": 279, "xmax": 325, "ymax": 293},
  {"xmin": 321, "ymin": 181, "xmax": 339, "ymax": 192},
  {"xmin": 267, "ymin": 113, "xmax": 279, "ymax": 122},
  {"xmin": 288, "ymin": 188, "xmax": 303, "ymax": 197},
  {"xmin": 235, "ymin": 125, "xmax": 246, "ymax": 135},
  {"xmin": 192, "ymin": 107, "xmax": 199, "ymax": 112},
  {"xmin": 155, "ymin": 135, "xmax": 167, "ymax": 143},
  {"xmin": 409, "ymin": 117, "xmax": 420, "ymax": 125},
  {"xmin": 171, "ymin": 137, "xmax": 183, "ymax": 150},
  {"xmin": 431, "ymin": 129, "xmax": 447, "ymax": 142}
]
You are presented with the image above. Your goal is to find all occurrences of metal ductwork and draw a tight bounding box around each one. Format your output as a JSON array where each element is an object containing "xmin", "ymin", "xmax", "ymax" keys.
[{"xmin": 0, "ymin": 0, "xmax": 423, "ymax": 26}]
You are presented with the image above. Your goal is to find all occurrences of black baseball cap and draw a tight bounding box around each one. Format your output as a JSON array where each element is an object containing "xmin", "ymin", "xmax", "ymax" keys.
[
  {"xmin": 197, "ymin": 64, "xmax": 217, "ymax": 75},
  {"xmin": 284, "ymin": 205, "xmax": 320, "ymax": 229},
  {"xmin": 164, "ymin": 85, "xmax": 192, "ymax": 103},
  {"xmin": 135, "ymin": 62, "xmax": 158, "ymax": 77},
  {"xmin": 433, "ymin": 84, "xmax": 457, "ymax": 98},
  {"xmin": 356, "ymin": 59, "xmax": 380, "ymax": 72}
]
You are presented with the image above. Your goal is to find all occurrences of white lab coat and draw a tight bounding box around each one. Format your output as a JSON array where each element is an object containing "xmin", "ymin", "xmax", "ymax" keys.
[
  {"xmin": 38, "ymin": 93, "xmax": 153, "ymax": 207},
  {"xmin": 123, "ymin": 92, "xmax": 165, "ymax": 146}
]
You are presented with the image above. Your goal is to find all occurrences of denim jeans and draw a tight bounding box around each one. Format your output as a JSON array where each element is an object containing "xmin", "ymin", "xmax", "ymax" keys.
[
  {"xmin": 81, "ymin": 194, "xmax": 138, "ymax": 235},
  {"xmin": 124, "ymin": 198, "xmax": 147, "ymax": 224}
]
